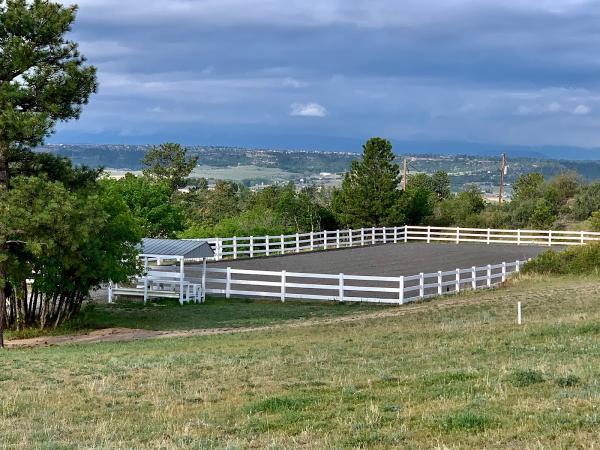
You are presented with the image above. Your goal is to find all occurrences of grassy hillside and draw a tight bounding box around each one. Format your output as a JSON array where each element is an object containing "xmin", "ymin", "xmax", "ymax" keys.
[{"xmin": 2, "ymin": 276, "xmax": 600, "ymax": 448}]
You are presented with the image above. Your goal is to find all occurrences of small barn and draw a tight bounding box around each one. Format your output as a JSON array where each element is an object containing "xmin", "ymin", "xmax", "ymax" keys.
[{"xmin": 109, "ymin": 238, "xmax": 215, "ymax": 304}]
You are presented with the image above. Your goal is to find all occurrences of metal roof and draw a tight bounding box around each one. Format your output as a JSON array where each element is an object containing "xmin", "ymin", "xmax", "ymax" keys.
[{"xmin": 138, "ymin": 238, "xmax": 215, "ymax": 259}]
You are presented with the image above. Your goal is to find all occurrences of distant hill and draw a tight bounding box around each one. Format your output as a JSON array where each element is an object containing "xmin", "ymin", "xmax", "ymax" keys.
[{"xmin": 35, "ymin": 144, "xmax": 600, "ymax": 187}]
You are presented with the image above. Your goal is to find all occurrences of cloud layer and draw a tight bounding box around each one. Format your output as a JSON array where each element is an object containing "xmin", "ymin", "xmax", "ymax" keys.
[{"xmin": 50, "ymin": 0, "xmax": 600, "ymax": 150}]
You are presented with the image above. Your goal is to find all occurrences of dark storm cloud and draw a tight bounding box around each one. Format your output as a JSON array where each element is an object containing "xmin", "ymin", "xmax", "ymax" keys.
[{"xmin": 52, "ymin": 0, "xmax": 600, "ymax": 149}]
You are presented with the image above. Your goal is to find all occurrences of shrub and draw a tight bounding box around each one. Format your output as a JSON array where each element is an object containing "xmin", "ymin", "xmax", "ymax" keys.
[
  {"xmin": 506, "ymin": 369, "xmax": 545, "ymax": 387},
  {"xmin": 522, "ymin": 242, "xmax": 600, "ymax": 276},
  {"xmin": 556, "ymin": 375, "xmax": 581, "ymax": 387}
]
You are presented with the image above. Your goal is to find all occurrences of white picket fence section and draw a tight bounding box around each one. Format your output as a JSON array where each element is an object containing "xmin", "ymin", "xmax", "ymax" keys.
[
  {"xmin": 197, "ymin": 226, "xmax": 600, "ymax": 261},
  {"xmin": 198, "ymin": 259, "xmax": 525, "ymax": 305}
]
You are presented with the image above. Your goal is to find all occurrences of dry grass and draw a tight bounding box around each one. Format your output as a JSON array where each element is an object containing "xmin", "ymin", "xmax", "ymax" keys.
[{"xmin": 1, "ymin": 275, "xmax": 600, "ymax": 448}]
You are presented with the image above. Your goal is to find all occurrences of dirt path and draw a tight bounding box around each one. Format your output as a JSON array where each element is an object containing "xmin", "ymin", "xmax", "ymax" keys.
[{"xmin": 6, "ymin": 288, "xmax": 521, "ymax": 349}]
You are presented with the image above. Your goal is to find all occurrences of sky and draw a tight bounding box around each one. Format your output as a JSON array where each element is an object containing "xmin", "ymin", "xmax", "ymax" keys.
[{"xmin": 51, "ymin": 0, "xmax": 600, "ymax": 151}]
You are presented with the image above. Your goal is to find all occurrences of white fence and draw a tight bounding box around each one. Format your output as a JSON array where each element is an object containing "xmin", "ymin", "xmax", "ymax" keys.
[
  {"xmin": 196, "ymin": 259, "xmax": 525, "ymax": 305},
  {"xmin": 199, "ymin": 226, "xmax": 600, "ymax": 261}
]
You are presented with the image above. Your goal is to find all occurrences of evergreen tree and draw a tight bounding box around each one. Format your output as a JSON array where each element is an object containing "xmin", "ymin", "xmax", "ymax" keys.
[
  {"xmin": 142, "ymin": 143, "xmax": 199, "ymax": 191},
  {"xmin": 332, "ymin": 137, "xmax": 403, "ymax": 227},
  {"xmin": 0, "ymin": 0, "xmax": 97, "ymax": 347}
]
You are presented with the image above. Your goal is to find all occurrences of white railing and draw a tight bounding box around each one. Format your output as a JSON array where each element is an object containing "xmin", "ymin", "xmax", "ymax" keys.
[
  {"xmin": 194, "ymin": 259, "xmax": 525, "ymax": 305},
  {"xmin": 194, "ymin": 226, "xmax": 600, "ymax": 261}
]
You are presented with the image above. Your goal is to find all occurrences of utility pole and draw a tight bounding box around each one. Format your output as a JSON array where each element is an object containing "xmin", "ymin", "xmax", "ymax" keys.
[
  {"xmin": 499, "ymin": 153, "xmax": 507, "ymax": 204},
  {"xmin": 402, "ymin": 157, "xmax": 408, "ymax": 191}
]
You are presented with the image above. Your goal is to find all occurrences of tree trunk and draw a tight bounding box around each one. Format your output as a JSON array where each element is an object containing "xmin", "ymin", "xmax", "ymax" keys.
[
  {"xmin": 0, "ymin": 265, "xmax": 5, "ymax": 349},
  {"xmin": 0, "ymin": 142, "xmax": 9, "ymax": 348}
]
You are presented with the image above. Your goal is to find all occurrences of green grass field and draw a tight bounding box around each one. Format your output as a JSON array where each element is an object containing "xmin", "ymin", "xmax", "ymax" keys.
[{"xmin": 2, "ymin": 275, "xmax": 600, "ymax": 448}]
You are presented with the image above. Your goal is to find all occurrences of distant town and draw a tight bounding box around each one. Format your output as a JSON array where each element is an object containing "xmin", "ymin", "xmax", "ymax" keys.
[{"xmin": 37, "ymin": 143, "xmax": 600, "ymax": 200}]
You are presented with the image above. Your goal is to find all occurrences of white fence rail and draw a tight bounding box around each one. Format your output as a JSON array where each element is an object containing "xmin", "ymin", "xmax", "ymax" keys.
[
  {"xmin": 195, "ymin": 259, "xmax": 525, "ymax": 305},
  {"xmin": 195, "ymin": 226, "xmax": 600, "ymax": 261}
]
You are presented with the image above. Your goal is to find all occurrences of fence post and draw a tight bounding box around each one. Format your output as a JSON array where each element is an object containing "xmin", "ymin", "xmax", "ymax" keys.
[
  {"xmin": 216, "ymin": 239, "xmax": 222, "ymax": 261},
  {"xmin": 394, "ymin": 226, "xmax": 398, "ymax": 244},
  {"xmin": 226, "ymin": 267, "xmax": 231, "ymax": 299},
  {"xmin": 437, "ymin": 271, "xmax": 442, "ymax": 295},
  {"xmin": 516, "ymin": 260, "xmax": 521, "ymax": 273},
  {"xmin": 383, "ymin": 227, "xmax": 387, "ymax": 244},
  {"xmin": 581, "ymin": 230, "xmax": 585, "ymax": 245},
  {"xmin": 487, "ymin": 264, "xmax": 492, "ymax": 287},
  {"xmin": 517, "ymin": 229, "xmax": 521, "ymax": 245},
  {"xmin": 324, "ymin": 230, "xmax": 328, "ymax": 250},
  {"xmin": 296, "ymin": 233, "xmax": 300, "ymax": 253},
  {"xmin": 108, "ymin": 281, "xmax": 113, "ymax": 303},
  {"xmin": 399, "ymin": 276, "xmax": 404, "ymax": 305},
  {"xmin": 419, "ymin": 272, "xmax": 425, "ymax": 298},
  {"xmin": 233, "ymin": 236, "xmax": 237, "ymax": 259},
  {"xmin": 361, "ymin": 228, "xmax": 365, "ymax": 246},
  {"xmin": 281, "ymin": 270, "xmax": 286, "ymax": 302},
  {"xmin": 404, "ymin": 224, "xmax": 408, "ymax": 243},
  {"xmin": 336, "ymin": 230, "xmax": 340, "ymax": 249},
  {"xmin": 280, "ymin": 234, "xmax": 285, "ymax": 254},
  {"xmin": 372, "ymin": 226, "xmax": 376, "ymax": 245},
  {"xmin": 502, "ymin": 261, "xmax": 507, "ymax": 282},
  {"xmin": 427, "ymin": 226, "xmax": 431, "ymax": 244},
  {"xmin": 548, "ymin": 230, "xmax": 552, "ymax": 247},
  {"xmin": 487, "ymin": 228, "xmax": 491, "ymax": 245},
  {"xmin": 339, "ymin": 273, "xmax": 344, "ymax": 302},
  {"xmin": 265, "ymin": 235, "xmax": 270, "ymax": 256},
  {"xmin": 456, "ymin": 227, "xmax": 460, "ymax": 244},
  {"xmin": 348, "ymin": 229, "xmax": 353, "ymax": 247},
  {"xmin": 471, "ymin": 266, "xmax": 477, "ymax": 290},
  {"xmin": 455, "ymin": 268, "xmax": 461, "ymax": 292},
  {"xmin": 249, "ymin": 236, "xmax": 254, "ymax": 258},
  {"xmin": 310, "ymin": 231, "xmax": 314, "ymax": 251}
]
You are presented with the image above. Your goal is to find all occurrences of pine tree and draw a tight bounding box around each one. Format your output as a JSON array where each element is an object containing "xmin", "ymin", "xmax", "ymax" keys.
[
  {"xmin": 142, "ymin": 143, "xmax": 199, "ymax": 192},
  {"xmin": 333, "ymin": 137, "xmax": 403, "ymax": 227},
  {"xmin": 0, "ymin": 0, "xmax": 97, "ymax": 347}
]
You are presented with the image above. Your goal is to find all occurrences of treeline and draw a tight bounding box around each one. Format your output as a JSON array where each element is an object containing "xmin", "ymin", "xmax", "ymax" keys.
[{"xmin": 118, "ymin": 139, "xmax": 600, "ymax": 242}]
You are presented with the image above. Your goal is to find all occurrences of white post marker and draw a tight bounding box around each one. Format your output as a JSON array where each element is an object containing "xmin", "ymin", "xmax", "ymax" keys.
[
  {"xmin": 280, "ymin": 234, "xmax": 285, "ymax": 254},
  {"xmin": 265, "ymin": 235, "xmax": 270, "ymax": 256},
  {"xmin": 249, "ymin": 236, "xmax": 254, "ymax": 258},
  {"xmin": 404, "ymin": 224, "xmax": 408, "ymax": 243},
  {"xmin": 437, "ymin": 271, "xmax": 443, "ymax": 295},
  {"xmin": 339, "ymin": 273, "xmax": 344, "ymax": 302},
  {"xmin": 517, "ymin": 301, "xmax": 522, "ymax": 325}
]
